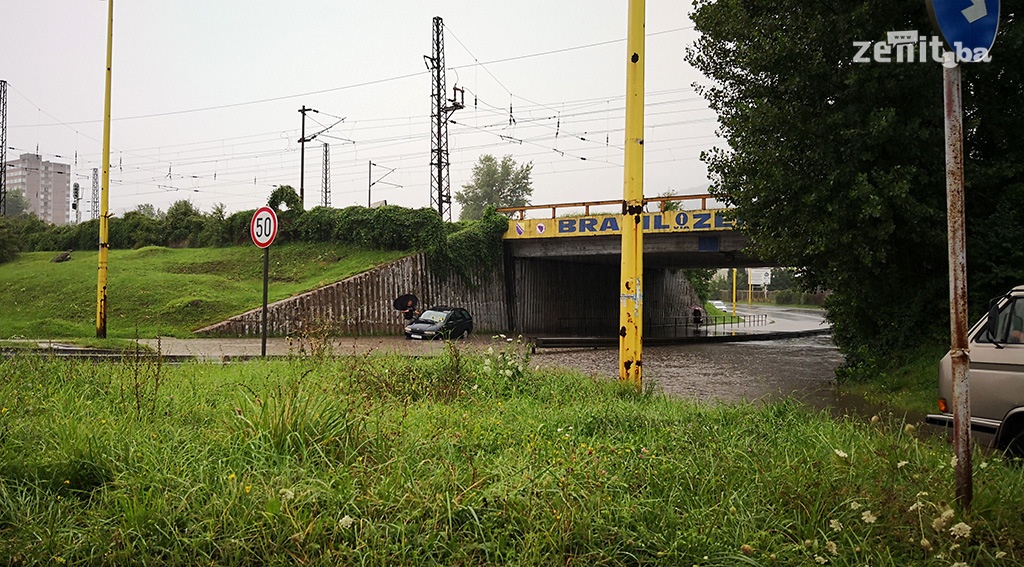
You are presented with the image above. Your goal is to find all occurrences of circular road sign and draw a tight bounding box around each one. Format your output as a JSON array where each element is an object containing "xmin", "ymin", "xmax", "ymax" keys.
[
  {"xmin": 250, "ymin": 206, "xmax": 278, "ymax": 248},
  {"xmin": 927, "ymin": 0, "xmax": 999, "ymax": 62}
]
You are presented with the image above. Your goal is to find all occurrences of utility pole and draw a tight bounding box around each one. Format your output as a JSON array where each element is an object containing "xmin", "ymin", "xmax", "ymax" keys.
[
  {"xmin": 618, "ymin": 0, "xmax": 646, "ymax": 389},
  {"xmin": 425, "ymin": 16, "xmax": 464, "ymax": 221},
  {"xmin": 321, "ymin": 142, "xmax": 330, "ymax": 208},
  {"xmin": 0, "ymin": 79, "xmax": 8, "ymax": 216},
  {"xmin": 298, "ymin": 105, "xmax": 317, "ymax": 208},
  {"xmin": 96, "ymin": 0, "xmax": 114, "ymax": 338}
]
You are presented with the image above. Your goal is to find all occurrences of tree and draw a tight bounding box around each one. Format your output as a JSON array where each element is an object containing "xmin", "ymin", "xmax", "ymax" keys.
[
  {"xmin": 686, "ymin": 1, "xmax": 1024, "ymax": 367},
  {"xmin": 0, "ymin": 219, "xmax": 19, "ymax": 263},
  {"xmin": 134, "ymin": 203, "xmax": 164, "ymax": 220},
  {"xmin": 162, "ymin": 200, "xmax": 205, "ymax": 247},
  {"xmin": 455, "ymin": 154, "xmax": 533, "ymax": 221},
  {"xmin": 3, "ymin": 189, "xmax": 31, "ymax": 217}
]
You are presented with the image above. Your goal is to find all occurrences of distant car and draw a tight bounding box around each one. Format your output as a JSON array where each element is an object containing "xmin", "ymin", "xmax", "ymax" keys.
[
  {"xmin": 404, "ymin": 306, "xmax": 473, "ymax": 340},
  {"xmin": 710, "ymin": 300, "xmax": 728, "ymax": 311}
]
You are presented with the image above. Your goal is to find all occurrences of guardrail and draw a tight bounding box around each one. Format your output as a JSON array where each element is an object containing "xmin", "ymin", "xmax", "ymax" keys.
[
  {"xmin": 497, "ymin": 194, "xmax": 722, "ymax": 220},
  {"xmin": 548, "ymin": 313, "xmax": 768, "ymax": 339}
]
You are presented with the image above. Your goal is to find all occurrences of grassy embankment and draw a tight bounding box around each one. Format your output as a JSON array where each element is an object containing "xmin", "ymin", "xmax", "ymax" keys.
[
  {"xmin": 0, "ymin": 244, "xmax": 407, "ymax": 341},
  {"xmin": 1, "ymin": 346, "xmax": 1022, "ymax": 566}
]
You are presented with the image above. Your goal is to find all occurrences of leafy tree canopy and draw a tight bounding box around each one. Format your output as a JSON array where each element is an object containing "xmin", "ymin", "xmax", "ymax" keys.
[
  {"xmin": 3, "ymin": 189, "xmax": 31, "ymax": 217},
  {"xmin": 687, "ymin": 0, "xmax": 1024, "ymax": 368},
  {"xmin": 455, "ymin": 154, "xmax": 533, "ymax": 221}
]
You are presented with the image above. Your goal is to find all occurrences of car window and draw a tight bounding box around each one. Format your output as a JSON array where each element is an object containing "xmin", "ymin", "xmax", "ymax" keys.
[
  {"xmin": 1010, "ymin": 300, "xmax": 1024, "ymax": 344},
  {"xmin": 419, "ymin": 310, "xmax": 447, "ymax": 323},
  {"xmin": 978, "ymin": 298, "xmax": 1024, "ymax": 344}
]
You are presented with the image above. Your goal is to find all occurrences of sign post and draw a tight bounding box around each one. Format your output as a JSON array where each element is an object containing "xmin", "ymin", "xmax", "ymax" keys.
[
  {"xmin": 926, "ymin": 0, "xmax": 1000, "ymax": 511},
  {"xmin": 250, "ymin": 206, "xmax": 279, "ymax": 358}
]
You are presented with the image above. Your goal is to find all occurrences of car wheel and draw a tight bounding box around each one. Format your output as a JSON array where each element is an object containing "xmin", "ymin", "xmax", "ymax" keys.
[{"xmin": 1004, "ymin": 428, "xmax": 1024, "ymax": 461}]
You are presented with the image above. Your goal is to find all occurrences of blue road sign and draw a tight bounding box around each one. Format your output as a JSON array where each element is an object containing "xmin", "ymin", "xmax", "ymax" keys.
[{"xmin": 927, "ymin": 0, "xmax": 1000, "ymax": 61}]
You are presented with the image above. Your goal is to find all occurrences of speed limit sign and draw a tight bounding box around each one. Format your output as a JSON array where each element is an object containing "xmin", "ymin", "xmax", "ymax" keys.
[{"xmin": 250, "ymin": 206, "xmax": 278, "ymax": 248}]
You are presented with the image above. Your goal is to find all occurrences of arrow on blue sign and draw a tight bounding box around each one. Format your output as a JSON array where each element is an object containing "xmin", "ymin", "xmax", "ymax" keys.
[{"xmin": 927, "ymin": 0, "xmax": 1000, "ymax": 62}]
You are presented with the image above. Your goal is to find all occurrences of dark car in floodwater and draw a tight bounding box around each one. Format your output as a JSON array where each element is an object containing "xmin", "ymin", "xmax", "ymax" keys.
[{"xmin": 404, "ymin": 306, "xmax": 473, "ymax": 340}]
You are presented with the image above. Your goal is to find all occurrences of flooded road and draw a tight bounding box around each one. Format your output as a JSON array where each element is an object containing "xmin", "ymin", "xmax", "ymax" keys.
[{"xmin": 532, "ymin": 334, "xmax": 844, "ymax": 408}]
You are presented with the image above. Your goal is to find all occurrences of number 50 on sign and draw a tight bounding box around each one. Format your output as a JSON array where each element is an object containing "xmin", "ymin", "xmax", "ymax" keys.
[{"xmin": 250, "ymin": 207, "xmax": 278, "ymax": 248}]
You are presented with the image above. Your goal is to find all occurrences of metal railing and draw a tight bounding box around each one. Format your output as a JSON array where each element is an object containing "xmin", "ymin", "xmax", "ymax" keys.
[
  {"xmin": 550, "ymin": 313, "xmax": 768, "ymax": 338},
  {"xmin": 497, "ymin": 194, "xmax": 723, "ymax": 220}
]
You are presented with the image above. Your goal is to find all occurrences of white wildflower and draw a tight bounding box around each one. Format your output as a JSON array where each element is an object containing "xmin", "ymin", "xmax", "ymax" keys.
[
  {"xmin": 339, "ymin": 515, "xmax": 354, "ymax": 529},
  {"xmin": 861, "ymin": 510, "xmax": 877, "ymax": 524},
  {"xmin": 829, "ymin": 519, "xmax": 843, "ymax": 532},
  {"xmin": 897, "ymin": 460, "xmax": 909, "ymax": 468},
  {"xmin": 279, "ymin": 488, "xmax": 295, "ymax": 501},
  {"xmin": 834, "ymin": 449, "xmax": 848, "ymax": 458},
  {"xmin": 949, "ymin": 522, "xmax": 972, "ymax": 539},
  {"xmin": 814, "ymin": 555, "xmax": 827, "ymax": 564},
  {"xmin": 932, "ymin": 508, "xmax": 955, "ymax": 530},
  {"xmin": 980, "ymin": 461, "xmax": 989, "ymax": 469},
  {"xmin": 951, "ymin": 455, "xmax": 959, "ymax": 468},
  {"xmin": 825, "ymin": 541, "xmax": 838, "ymax": 556},
  {"xmin": 996, "ymin": 551, "xmax": 1007, "ymax": 559},
  {"xmin": 849, "ymin": 501, "xmax": 862, "ymax": 511}
]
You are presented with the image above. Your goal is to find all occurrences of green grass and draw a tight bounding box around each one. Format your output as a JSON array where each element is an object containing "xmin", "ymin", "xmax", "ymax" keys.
[
  {"xmin": 703, "ymin": 302, "xmax": 742, "ymax": 323},
  {"xmin": 839, "ymin": 344, "xmax": 952, "ymax": 418},
  {"xmin": 1, "ymin": 343, "xmax": 1022, "ymax": 566},
  {"xmin": 0, "ymin": 244, "xmax": 407, "ymax": 340}
]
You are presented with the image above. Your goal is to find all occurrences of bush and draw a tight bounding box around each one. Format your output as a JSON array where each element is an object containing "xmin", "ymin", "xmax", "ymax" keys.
[
  {"xmin": 0, "ymin": 219, "xmax": 19, "ymax": 264},
  {"xmin": 111, "ymin": 212, "xmax": 162, "ymax": 249},
  {"xmin": 294, "ymin": 206, "xmax": 339, "ymax": 243},
  {"xmin": 162, "ymin": 200, "xmax": 206, "ymax": 247},
  {"xmin": 224, "ymin": 209, "xmax": 256, "ymax": 246}
]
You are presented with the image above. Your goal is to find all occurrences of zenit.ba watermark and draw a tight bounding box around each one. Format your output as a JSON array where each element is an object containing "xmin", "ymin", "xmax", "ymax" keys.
[{"xmin": 853, "ymin": 30, "xmax": 992, "ymax": 67}]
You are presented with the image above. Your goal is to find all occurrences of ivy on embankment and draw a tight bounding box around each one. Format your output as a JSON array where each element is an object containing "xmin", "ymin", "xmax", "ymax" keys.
[{"xmin": 291, "ymin": 202, "xmax": 508, "ymax": 287}]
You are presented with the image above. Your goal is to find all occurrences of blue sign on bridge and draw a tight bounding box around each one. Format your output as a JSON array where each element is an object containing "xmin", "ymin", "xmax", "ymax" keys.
[{"xmin": 927, "ymin": 0, "xmax": 1000, "ymax": 61}]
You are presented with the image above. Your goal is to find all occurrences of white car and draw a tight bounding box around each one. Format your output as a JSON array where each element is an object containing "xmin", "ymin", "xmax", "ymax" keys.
[{"xmin": 710, "ymin": 300, "xmax": 728, "ymax": 311}]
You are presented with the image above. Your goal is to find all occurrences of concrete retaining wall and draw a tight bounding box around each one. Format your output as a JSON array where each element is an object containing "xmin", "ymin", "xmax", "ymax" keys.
[{"xmin": 195, "ymin": 253, "xmax": 507, "ymax": 337}]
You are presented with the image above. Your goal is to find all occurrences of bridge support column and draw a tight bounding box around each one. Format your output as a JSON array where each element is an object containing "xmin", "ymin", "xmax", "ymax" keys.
[{"xmin": 619, "ymin": 0, "xmax": 645, "ymax": 389}]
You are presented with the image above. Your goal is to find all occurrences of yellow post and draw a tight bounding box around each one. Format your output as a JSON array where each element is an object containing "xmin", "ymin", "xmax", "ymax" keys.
[
  {"xmin": 619, "ymin": 0, "xmax": 645, "ymax": 389},
  {"xmin": 747, "ymin": 268, "xmax": 752, "ymax": 309},
  {"xmin": 731, "ymin": 268, "xmax": 737, "ymax": 317},
  {"xmin": 96, "ymin": 0, "xmax": 113, "ymax": 338}
]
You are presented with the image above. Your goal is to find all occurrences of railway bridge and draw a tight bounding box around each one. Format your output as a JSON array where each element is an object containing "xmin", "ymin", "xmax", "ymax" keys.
[{"xmin": 496, "ymin": 195, "xmax": 769, "ymax": 337}]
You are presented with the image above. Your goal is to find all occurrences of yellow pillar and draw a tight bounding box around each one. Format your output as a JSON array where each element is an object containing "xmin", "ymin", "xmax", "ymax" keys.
[
  {"xmin": 96, "ymin": 0, "xmax": 113, "ymax": 338},
  {"xmin": 731, "ymin": 268, "xmax": 737, "ymax": 317},
  {"xmin": 619, "ymin": 0, "xmax": 645, "ymax": 388}
]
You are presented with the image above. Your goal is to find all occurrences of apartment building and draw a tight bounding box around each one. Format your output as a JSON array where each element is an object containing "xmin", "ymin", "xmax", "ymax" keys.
[{"xmin": 4, "ymin": 153, "xmax": 71, "ymax": 224}]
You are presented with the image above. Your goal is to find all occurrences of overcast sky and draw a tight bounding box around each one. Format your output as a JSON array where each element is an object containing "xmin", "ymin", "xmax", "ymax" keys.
[{"xmin": 2, "ymin": 1, "xmax": 724, "ymax": 218}]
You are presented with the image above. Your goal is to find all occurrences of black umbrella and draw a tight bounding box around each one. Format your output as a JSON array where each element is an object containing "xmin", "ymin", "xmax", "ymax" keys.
[{"xmin": 393, "ymin": 294, "xmax": 418, "ymax": 311}]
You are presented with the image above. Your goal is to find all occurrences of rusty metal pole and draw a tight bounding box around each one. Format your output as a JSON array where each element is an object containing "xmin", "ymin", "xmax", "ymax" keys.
[
  {"xmin": 618, "ymin": 0, "xmax": 645, "ymax": 389},
  {"xmin": 943, "ymin": 53, "xmax": 972, "ymax": 510}
]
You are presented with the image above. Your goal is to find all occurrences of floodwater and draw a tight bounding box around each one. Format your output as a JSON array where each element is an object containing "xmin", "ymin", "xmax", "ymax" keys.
[{"xmin": 532, "ymin": 334, "xmax": 846, "ymax": 409}]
